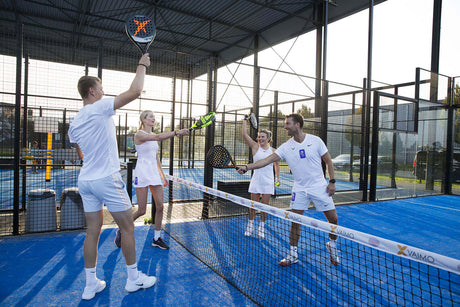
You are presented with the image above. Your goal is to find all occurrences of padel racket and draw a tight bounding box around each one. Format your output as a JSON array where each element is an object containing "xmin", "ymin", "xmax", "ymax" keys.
[
  {"xmin": 125, "ymin": 15, "xmax": 156, "ymax": 54},
  {"xmin": 190, "ymin": 112, "xmax": 216, "ymax": 131},
  {"xmin": 245, "ymin": 113, "xmax": 258, "ymax": 130},
  {"xmin": 207, "ymin": 145, "xmax": 237, "ymax": 169}
]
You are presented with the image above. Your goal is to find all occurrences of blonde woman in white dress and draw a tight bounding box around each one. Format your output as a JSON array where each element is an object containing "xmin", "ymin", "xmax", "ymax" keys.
[
  {"xmin": 115, "ymin": 110, "xmax": 189, "ymax": 249},
  {"xmin": 242, "ymin": 117, "xmax": 280, "ymax": 238}
]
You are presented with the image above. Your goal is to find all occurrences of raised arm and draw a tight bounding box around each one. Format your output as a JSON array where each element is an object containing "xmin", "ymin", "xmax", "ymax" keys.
[
  {"xmin": 322, "ymin": 151, "xmax": 336, "ymax": 196},
  {"xmin": 242, "ymin": 117, "xmax": 258, "ymax": 153},
  {"xmin": 236, "ymin": 152, "xmax": 281, "ymax": 174},
  {"xmin": 134, "ymin": 128, "xmax": 189, "ymax": 144},
  {"xmin": 113, "ymin": 53, "xmax": 150, "ymax": 110}
]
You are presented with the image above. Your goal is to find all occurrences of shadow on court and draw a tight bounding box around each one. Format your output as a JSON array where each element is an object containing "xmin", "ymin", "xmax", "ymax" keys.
[{"xmin": 0, "ymin": 226, "xmax": 256, "ymax": 307}]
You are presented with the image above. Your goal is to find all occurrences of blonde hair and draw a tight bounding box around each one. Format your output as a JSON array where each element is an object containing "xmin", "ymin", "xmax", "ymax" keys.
[
  {"xmin": 139, "ymin": 110, "xmax": 153, "ymax": 131},
  {"xmin": 259, "ymin": 129, "xmax": 272, "ymax": 143}
]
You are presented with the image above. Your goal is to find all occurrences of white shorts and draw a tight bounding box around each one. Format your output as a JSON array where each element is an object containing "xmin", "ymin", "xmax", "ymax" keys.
[
  {"xmin": 78, "ymin": 172, "xmax": 132, "ymax": 213},
  {"xmin": 290, "ymin": 185, "xmax": 335, "ymax": 212}
]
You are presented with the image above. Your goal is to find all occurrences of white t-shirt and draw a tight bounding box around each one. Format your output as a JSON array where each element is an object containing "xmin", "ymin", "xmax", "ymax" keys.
[
  {"xmin": 68, "ymin": 98, "xmax": 120, "ymax": 181},
  {"xmin": 275, "ymin": 134, "xmax": 328, "ymax": 191}
]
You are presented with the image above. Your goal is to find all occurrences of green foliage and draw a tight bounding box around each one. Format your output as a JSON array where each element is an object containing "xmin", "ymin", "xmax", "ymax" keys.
[{"xmin": 296, "ymin": 104, "xmax": 314, "ymax": 119}]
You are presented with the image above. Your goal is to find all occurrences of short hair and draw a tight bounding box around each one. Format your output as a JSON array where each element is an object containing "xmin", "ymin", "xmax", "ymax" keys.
[
  {"xmin": 77, "ymin": 76, "xmax": 101, "ymax": 99},
  {"xmin": 286, "ymin": 113, "xmax": 304, "ymax": 128}
]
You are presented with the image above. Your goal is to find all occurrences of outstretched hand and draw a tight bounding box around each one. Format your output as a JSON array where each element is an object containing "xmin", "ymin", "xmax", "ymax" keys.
[
  {"xmin": 175, "ymin": 129, "xmax": 190, "ymax": 136},
  {"xmin": 236, "ymin": 165, "xmax": 247, "ymax": 174}
]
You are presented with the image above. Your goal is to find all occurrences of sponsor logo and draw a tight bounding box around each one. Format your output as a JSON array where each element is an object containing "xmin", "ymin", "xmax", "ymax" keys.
[
  {"xmin": 397, "ymin": 245, "xmax": 407, "ymax": 256},
  {"xmin": 290, "ymin": 213, "xmax": 303, "ymax": 224},
  {"xmin": 134, "ymin": 177, "xmax": 138, "ymax": 185},
  {"xmin": 225, "ymin": 193, "xmax": 228, "ymax": 199},
  {"xmin": 310, "ymin": 220, "xmax": 318, "ymax": 227},
  {"xmin": 335, "ymin": 228, "xmax": 355, "ymax": 239},
  {"xmin": 368, "ymin": 237, "xmax": 380, "ymax": 247},
  {"xmin": 299, "ymin": 149, "xmax": 306, "ymax": 159},
  {"xmin": 136, "ymin": 283, "xmax": 144, "ymax": 286},
  {"xmin": 284, "ymin": 212, "xmax": 289, "ymax": 219},
  {"xmin": 291, "ymin": 192, "xmax": 296, "ymax": 202},
  {"xmin": 330, "ymin": 225, "xmax": 338, "ymax": 233},
  {"xmin": 406, "ymin": 249, "xmax": 435, "ymax": 264},
  {"xmin": 250, "ymin": 201, "xmax": 255, "ymax": 208}
]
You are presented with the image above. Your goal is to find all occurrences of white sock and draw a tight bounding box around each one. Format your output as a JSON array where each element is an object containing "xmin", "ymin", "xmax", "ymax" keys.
[
  {"xmin": 247, "ymin": 220, "xmax": 254, "ymax": 228},
  {"xmin": 329, "ymin": 239, "xmax": 337, "ymax": 248},
  {"xmin": 290, "ymin": 245, "xmax": 298, "ymax": 257},
  {"xmin": 85, "ymin": 267, "xmax": 97, "ymax": 286},
  {"xmin": 127, "ymin": 263, "xmax": 139, "ymax": 281},
  {"xmin": 154, "ymin": 230, "xmax": 161, "ymax": 241},
  {"xmin": 259, "ymin": 222, "xmax": 265, "ymax": 229}
]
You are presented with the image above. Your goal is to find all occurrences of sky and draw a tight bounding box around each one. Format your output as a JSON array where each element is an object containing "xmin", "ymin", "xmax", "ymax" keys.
[{"xmin": 246, "ymin": 0, "xmax": 460, "ymax": 89}]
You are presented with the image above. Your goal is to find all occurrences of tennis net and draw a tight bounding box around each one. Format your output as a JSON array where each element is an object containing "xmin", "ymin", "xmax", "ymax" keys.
[{"xmin": 163, "ymin": 175, "xmax": 460, "ymax": 306}]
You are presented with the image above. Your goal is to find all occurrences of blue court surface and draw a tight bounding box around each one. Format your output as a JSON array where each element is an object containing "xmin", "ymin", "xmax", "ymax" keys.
[{"xmin": 0, "ymin": 195, "xmax": 458, "ymax": 306}]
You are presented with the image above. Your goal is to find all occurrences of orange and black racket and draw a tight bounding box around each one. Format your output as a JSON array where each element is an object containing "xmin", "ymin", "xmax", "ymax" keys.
[{"xmin": 125, "ymin": 15, "xmax": 156, "ymax": 54}]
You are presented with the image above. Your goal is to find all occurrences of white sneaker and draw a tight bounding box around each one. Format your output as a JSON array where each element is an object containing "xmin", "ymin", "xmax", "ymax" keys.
[
  {"xmin": 279, "ymin": 254, "xmax": 299, "ymax": 266},
  {"xmin": 82, "ymin": 279, "xmax": 106, "ymax": 300},
  {"xmin": 257, "ymin": 226, "xmax": 265, "ymax": 239},
  {"xmin": 244, "ymin": 225, "xmax": 253, "ymax": 236},
  {"xmin": 125, "ymin": 272, "xmax": 157, "ymax": 293},
  {"xmin": 326, "ymin": 241, "xmax": 340, "ymax": 266}
]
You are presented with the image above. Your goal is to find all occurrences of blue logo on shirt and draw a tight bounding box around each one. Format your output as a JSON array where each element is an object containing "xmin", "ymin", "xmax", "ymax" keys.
[
  {"xmin": 291, "ymin": 192, "xmax": 296, "ymax": 201},
  {"xmin": 134, "ymin": 177, "xmax": 138, "ymax": 185},
  {"xmin": 299, "ymin": 149, "xmax": 306, "ymax": 158}
]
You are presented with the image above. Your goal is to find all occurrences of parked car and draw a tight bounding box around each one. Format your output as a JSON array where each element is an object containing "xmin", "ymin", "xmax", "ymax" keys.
[
  {"xmin": 352, "ymin": 156, "xmax": 398, "ymax": 174},
  {"xmin": 332, "ymin": 154, "xmax": 360, "ymax": 171}
]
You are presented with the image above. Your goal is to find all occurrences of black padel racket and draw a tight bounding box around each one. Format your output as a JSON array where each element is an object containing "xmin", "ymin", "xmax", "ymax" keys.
[
  {"xmin": 125, "ymin": 15, "xmax": 156, "ymax": 54},
  {"xmin": 245, "ymin": 113, "xmax": 258, "ymax": 130},
  {"xmin": 190, "ymin": 112, "xmax": 216, "ymax": 131},
  {"xmin": 207, "ymin": 145, "xmax": 236, "ymax": 169}
]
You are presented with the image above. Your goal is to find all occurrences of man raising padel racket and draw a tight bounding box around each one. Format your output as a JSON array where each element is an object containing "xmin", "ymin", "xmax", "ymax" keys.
[
  {"xmin": 236, "ymin": 113, "xmax": 340, "ymax": 266},
  {"xmin": 241, "ymin": 116, "xmax": 280, "ymax": 239},
  {"xmin": 114, "ymin": 110, "xmax": 189, "ymax": 250},
  {"xmin": 68, "ymin": 53, "xmax": 156, "ymax": 300}
]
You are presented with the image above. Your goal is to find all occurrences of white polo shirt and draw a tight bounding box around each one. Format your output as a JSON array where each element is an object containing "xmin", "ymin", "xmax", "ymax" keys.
[
  {"xmin": 275, "ymin": 134, "xmax": 328, "ymax": 191},
  {"xmin": 68, "ymin": 98, "xmax": 120, "ymax": 181}
]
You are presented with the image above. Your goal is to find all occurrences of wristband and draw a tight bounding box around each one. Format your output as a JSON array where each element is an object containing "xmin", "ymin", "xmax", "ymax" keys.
[
  {"xmin": 329, "ymin": 179, "xmax": 336, "ymax": 184},
  {"xmin": 138, "ymin": 64, "xmax": 148, "ymax": 69}
]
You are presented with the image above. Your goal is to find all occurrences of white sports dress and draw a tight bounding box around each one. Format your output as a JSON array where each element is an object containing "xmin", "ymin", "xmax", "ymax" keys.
[
  {"xmin": 248, "ymin": 146, "xmax": 275, "ymax": 195},
  {"xmin": 133, "ymin": 131, "xmax": 163, "ymax": 188}
]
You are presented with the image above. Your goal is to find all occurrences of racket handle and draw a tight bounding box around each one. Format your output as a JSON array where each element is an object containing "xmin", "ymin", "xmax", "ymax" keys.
[{"xmin": 244, "ymin": 114, "xmax": 249, "ymax": 120}]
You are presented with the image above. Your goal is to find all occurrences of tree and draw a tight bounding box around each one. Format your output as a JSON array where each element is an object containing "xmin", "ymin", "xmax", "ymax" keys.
[{"xmin": 296, "ymin": 104, "xmax": 314, "ymax": 119}]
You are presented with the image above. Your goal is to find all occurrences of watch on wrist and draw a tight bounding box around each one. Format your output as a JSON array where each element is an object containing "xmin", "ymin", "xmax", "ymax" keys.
[{"xmin": 329, "ymin": 179, "xmax": 336, "ymax": 184}]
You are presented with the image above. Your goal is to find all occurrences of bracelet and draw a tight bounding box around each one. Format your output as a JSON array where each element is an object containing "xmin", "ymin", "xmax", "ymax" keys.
[
  {"xmin": 138, "ymin": 64, "xmax": 148, "ymax": 69},
  {"xmin": 329, "ymin": 179, "xmax": 336, "ymax": 184}
]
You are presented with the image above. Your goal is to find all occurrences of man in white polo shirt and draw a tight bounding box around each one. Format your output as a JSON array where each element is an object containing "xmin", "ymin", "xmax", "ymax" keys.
[
  {"xmin": 68, "ymin": 53, "xmax": 156, "ymax": 300},
  {"xmin": 236, "ymin": 113, "xmax": 339, "ymax": 266}
]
